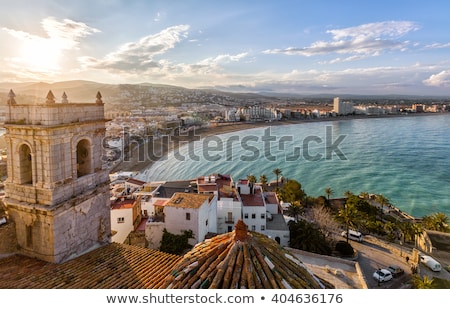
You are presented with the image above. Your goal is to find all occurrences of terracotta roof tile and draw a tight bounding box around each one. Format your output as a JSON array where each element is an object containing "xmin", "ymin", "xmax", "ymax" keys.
[
  {"xmin": 0, "ymin": 243, "xmax": 182, "ymax": 289},
  {"xmin": 161, "ymin": 220, "xmax": 332, "ymax": 289},
  {"xmin": 0, "ymin": 223, "xmax": 334, "ymax": 289}
]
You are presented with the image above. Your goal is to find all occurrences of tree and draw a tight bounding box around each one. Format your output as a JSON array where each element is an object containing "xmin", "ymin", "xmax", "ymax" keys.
[
  {"xmin": 160, "ymin": 229, "xmax": 193, "ymax": 255},
  {"xmin": 344, "ymin": 190, "xmax": 354, "ymax": 199},
  {"xmin": 285, "ymin": 201, "xmax": 304, "ymax": 222},
  {"xmin": 259, "ymin": 174, "xmax": 268, "ymax": 191},
  {"xmin": 422, "ymin": 212, "xmax": 449, "ymax": 232},
  {"xmin": 272, "ymin": 168, "xmax": 282, "ymax": 189},
  {"xmin": 375, "ymin": 194, "xmax": 389, "ymax": 222},
  {"xmin": 279, "ymin": 179, "xmax": 305, "ymax": 206},
  {"xmin": 247, "ymin": 174, "xmax": 257, "ymax": 184},
  {"xmin": 325, "ymin": 187, "xmax": 333, "ymax": 201},
  {"xmin": 288, "ymin": 220, "xmax": 332, "ymax": 255},
  {"xmin": 337, "ymin": 203, "xmax": 359, "ymax": 243},
  {"xmin": 309, "ymin": 204, "xmax": 340, "ymax": 237},
  {"xmin": 411, "ymin": 275, "xmax": 434, "ymax": 289}
]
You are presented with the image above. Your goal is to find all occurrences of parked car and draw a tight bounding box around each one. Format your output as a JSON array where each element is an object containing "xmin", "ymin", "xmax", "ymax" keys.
[
  {"xmin": 341, "ymin": 229, "xmax": 363, "ymax": 242},
  {"xmin": 373, "ymin": 269, "xmax": 393, "ymax": 282},
  {"xmin": 420, "ymin": 254, "xmax": 441, "ymax": 272},
  {"xmin": 386, "ymin": 265, "xmax": 404, "ymax": 277}
]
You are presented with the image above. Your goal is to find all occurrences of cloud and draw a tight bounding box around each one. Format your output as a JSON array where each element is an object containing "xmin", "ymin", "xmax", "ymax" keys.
[
  {"xmin": 2, "ymin": 17, "xmax": 99, "ymax": 76},
  {"xmin": 3, "ymin": 17, "xmax": 100, "ymax": 51},
  {"xmin": 423, "ymin": 70, "xmax": 450, "ymax": 87},
  {"xmin": 424, "ymin": 42, "xmax": 450, "ymax": 49},
  {"xmin": 263, "ymin": 21, "xmax": 419, "ymax": 60},
  {"xmin": 79, "ymin": 25, "xmax": 189, "ymax": 72}
]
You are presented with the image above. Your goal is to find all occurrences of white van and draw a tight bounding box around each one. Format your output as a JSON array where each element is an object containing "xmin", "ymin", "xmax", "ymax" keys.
[
  {"xmin": 341, "ymin": 229, "xmax": 363, "ymax": 242},
  {"xmin": 420, "ymin": 254, "xmax": 441, "ymax": 272}
]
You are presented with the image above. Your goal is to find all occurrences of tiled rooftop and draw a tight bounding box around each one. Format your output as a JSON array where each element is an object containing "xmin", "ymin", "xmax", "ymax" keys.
[
  {"xmin": 161, "ymin": 220, "xmax": 332, "ymax": 289},
  {"xmin": 0, "ymin": 221, "xmax": 334, "ymax": 289},
  {"xmin": 240, "ymin": 192, "xmax": 265, "ymax": 207},
  {"xmin": 111, "ymin": 198, "xmax": 135, "ymax": 210},
  {"xmin": 0, "ymin": 243, "xmax": 182, "ymax": 289},
  {"xmin": 165, "ymin": 192, "xmax": 212, "ymax": 209}
]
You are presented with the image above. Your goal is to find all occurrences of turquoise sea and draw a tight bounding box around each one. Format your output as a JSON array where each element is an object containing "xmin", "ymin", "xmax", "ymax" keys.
[{"xmin": 139, "ymin": 114, "xmax": 450, "ymax": 218}]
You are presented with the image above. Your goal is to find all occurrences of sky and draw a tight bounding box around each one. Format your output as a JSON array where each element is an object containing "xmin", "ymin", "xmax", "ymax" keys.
[{"xmin": 2, "ymin": 0, "xmax": 450, "ymax": 96}]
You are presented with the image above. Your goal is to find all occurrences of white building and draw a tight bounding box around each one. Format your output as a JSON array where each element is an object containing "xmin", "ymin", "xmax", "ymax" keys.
[
  {"xmin": 110, "ymin": 197, "xmax": 142, "ymax": 243},
  {"xmin": 333, "ymin": 97, "xmax": 354, "ymax": 115},
  {"xmin": 163, "ymin": 192, "xmax": 217, "ymax": 246},
  {"xmin": 113, "ymin": 173, "xmax": 289, "ymax": 248}
]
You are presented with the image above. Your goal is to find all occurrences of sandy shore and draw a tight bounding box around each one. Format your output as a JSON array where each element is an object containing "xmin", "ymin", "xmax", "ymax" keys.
[{"xmin": 110, "ymin": 112, "xmax": 446, "ymax": 174}]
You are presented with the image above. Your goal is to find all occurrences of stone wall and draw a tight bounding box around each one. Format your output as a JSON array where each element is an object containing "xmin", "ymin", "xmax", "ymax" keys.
[
  {"xmin": 7, "ymin": 182, "xmax": 111, "ymax": 263},
  {"xmin": 5, "ymin": 103, "xmax": 104, "ymax": 126},
  {"xmin": 145, "ymin": 222, "xmax": 165, "ymax": 250},
  {"xmin": 0, "ymin": 221, "xmax": 17, "ymax": 255}
]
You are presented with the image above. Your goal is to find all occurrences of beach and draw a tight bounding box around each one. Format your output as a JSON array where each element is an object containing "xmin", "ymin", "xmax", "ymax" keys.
[{"xmin": 110, "ymin": 112, "xmax": 443, "ymax": 174}]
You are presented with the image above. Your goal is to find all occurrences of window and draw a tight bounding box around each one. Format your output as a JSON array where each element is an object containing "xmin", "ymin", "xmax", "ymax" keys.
[
  {"xmin": 261, "ymin": 213, "xmax": 265, "ymax": 219},
  {"xmin": 226, "ymin": 212, "xmax": 233, "ymax": 223},
  {"xmin": 205, "ymin": 219, "xmax": 208, "ymax": 226},
  {"xmin": 251, "ymin": 213, "xmax": 256, "ymax": 219},
  {"xmin": 251, "ymin": 225, "xmax": 256, "ymax": 231},
  {"xmin": 186, "ymin": 213, "xmax": 190, "ymax": 220},
  {"xmin": 244, "ymin": 213, "xmax": 248, "ymax": 219},
  {"xmin": 117, "ymin": 217, "xmax": 124, "ymax": 223},
  {"xmin": 261, "ymin": 225, "xmax": 265, "ymax": 231}
]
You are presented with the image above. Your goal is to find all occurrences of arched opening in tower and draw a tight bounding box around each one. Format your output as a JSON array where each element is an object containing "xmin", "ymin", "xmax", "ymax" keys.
[
  {"xmin": 18, "ymin": 144, "xmax": 32, "ymax": 184},
  {"xmin": 76, "ymin": 139, "xmax": 92, "ymax": 177}
]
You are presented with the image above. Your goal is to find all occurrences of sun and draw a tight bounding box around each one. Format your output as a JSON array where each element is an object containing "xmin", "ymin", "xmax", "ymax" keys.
[{"xmin": 19, "ymin": 39, "xmax": 62, "ymax": 73}]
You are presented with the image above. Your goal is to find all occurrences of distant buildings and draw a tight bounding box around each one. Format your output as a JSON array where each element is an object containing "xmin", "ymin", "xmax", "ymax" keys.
[{"xmin": 333, "ymin": 97, "xmax": 354, "ymax": 115}]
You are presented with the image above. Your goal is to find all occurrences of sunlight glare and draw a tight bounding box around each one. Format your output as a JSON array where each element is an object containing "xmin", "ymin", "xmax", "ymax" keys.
[{"xmin": 19, "ymin": 39, "xmax": 62, "ymax": 72}]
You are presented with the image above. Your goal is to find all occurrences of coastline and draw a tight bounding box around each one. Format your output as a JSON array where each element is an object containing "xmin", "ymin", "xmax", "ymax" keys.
[{"xmin": 110, "ymin": 112, "xmax": 447, "ymax": 175}]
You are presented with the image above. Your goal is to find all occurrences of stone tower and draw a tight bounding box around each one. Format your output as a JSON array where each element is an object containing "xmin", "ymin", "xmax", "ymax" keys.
[{"xmin": 3, "ymin": 90, "xmax": 111, "ymax": 263}]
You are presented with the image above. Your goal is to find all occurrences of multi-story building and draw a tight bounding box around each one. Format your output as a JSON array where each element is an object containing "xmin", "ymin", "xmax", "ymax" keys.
[{"xmin": 333, "ymin": 97, "xmax": 354, "ymax": 115}]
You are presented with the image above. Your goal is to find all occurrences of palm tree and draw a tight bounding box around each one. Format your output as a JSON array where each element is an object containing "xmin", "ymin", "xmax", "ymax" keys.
[
  {"xmin": 375, "ymin": 194, "xmax": 389, "ymax": 221},
  {"xmin": 259, "ymin": 174, "xmax": 268, "ymax": 191},
  {"xmin": 272, "ymin": 168, "xmax": 282, "ymax": 189},
  {"xmin": 247, "ymin": 174, "xmax": 257, "ymax": 184},
  {"xmin": 325, "ymin": 187, "xmax": 333, "ymax": 201},
  {"xmin": 422, "ymin": 212, "xmax": 449, "ymax": 232},
  {"xmin": 285, "ymin": 201, "xmax": 303, "ymax": 222},
  {"xmin": 337, "ymin": 203, "xmax": 359, "ymax": 243},
  {"xmin": 344, "ymin": 190, "xmax": 354, "ymax": 199},
  {"xmin": 412, "ymin": 275, "xmax": 434, "ymax": 289}
]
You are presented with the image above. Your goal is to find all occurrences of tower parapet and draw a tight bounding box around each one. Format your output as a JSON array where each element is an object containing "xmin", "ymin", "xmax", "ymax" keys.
[{"xmin": 6, "ymin": 90, "xmax": 105, "ymax": 126}]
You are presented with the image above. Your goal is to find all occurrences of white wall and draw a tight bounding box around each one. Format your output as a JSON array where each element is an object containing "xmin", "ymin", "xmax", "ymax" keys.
[
  {"xmin": 217, "ymin": 198, "xmax": 242, "ymax": 234},
  {"xmin": 111, "ymin": 208, "xmax": 133, "ymax": 243},
  {"xmin": 265, "ymin": 229, "xmax": 290, "ymax": 247},
  {"xmin": 242, "ymin": 206, "xmax": 267, "ymax": 233}
]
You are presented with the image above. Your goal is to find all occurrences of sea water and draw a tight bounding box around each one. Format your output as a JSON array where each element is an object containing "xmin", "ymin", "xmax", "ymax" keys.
[{"xmin": 139, "ymin": 114, "xmax": 450, "ymax": 218}]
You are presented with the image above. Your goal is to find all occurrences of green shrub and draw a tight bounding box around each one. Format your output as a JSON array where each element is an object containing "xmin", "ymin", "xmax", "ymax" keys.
[{"xmin": 335, "ymin": 240, "xmax": 354, "ymax": 256}]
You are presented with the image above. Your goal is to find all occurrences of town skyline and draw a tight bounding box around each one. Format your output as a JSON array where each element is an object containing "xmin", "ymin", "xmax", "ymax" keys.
[{"xmin": 2, "ymin": 1, "xmax": 450, "ymax": 96}]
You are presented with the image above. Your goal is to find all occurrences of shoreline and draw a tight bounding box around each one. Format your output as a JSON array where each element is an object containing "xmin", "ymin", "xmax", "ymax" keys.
[{"xmin": 110, "ymin": 111, "xmax": 447, "ymax": 175}]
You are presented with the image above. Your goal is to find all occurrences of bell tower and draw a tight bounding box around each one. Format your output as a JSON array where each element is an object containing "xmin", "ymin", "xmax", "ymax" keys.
[{"xmin": 3, "ymin": 90, "xmax": 111, "ymax": 263}]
